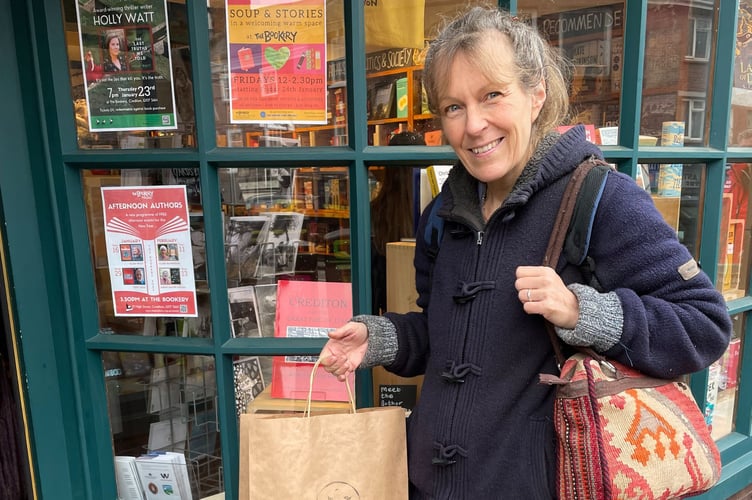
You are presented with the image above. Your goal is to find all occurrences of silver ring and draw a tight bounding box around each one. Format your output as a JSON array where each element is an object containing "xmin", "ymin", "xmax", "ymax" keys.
[{"xmin": 526, "ymin": 289, "xmax": 532, "ymax": 302}]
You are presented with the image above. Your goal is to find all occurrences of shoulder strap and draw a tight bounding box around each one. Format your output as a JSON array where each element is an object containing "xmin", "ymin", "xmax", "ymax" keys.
[
  {"xmin": 563, "ymin": 162, "xmax": 611, "ymax": 266},
  {"xmin": 544, "ymin": 158, "xmax": 611, "ymax": 269},
  {"xmin": 544, "ymin": 157, "xmax": 612, "ymax": 366}
]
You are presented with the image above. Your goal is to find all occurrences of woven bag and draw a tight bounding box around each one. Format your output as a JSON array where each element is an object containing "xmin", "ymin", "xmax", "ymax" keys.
[
  {"xmin": 541, "ymin": 160, "xmax": 722, "ymax": 499},
  {"xmin": 542, "ymin": 354, "xmax": 721, "ymax": 499}
]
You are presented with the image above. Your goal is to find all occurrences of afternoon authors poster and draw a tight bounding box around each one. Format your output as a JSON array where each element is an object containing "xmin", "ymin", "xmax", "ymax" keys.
[
  {"xmin": 75, "ymin": 0, "xmax": 177, "ymax": 131},
  {"xmin": 101, "ymin": 185, "xmax": 197, "ymax": 317},
  {"xmin": 225, "ymin": 0, "xmax": 327, "ymax": 124}
]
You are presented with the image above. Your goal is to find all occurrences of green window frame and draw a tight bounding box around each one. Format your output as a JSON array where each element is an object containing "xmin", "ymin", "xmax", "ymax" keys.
[{"xmin": 2, "ymin": 0, "xmax": 752, "ymax": 498}]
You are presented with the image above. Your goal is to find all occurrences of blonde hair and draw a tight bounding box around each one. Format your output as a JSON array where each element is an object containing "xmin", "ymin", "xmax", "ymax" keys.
[{"xmin": 422, "ymin": 6, "xmax": 571, "ymax": 145}]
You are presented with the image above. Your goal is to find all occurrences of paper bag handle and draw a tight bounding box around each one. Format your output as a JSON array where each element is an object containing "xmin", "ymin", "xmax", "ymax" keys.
[{"xmin": 306, "ymin": 357, "xmax": 356, "ymax": 417}]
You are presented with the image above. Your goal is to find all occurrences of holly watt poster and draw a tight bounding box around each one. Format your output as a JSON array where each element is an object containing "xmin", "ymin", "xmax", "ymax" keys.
[
  {"xmin": 101, "ymin": 185, "xmax": 197, "ymax": 317},
  {"xmin": 225, "ymin": 0, "xmax": 327, "ymax": 124},
  {"xmin": 75, "ymin": 0, "xmax": 177, "ymax": 132}
]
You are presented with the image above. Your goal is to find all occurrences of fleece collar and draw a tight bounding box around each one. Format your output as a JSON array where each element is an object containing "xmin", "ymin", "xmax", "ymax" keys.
[{"xmin": 439, "ymin": 125, "xmax": 603, "ymax": 230}]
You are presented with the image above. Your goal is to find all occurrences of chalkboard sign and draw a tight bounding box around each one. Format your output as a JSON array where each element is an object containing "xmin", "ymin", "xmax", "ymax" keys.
[{"xmin": 379, "ymin": 384, "xmax": 417, "ymax": 410}]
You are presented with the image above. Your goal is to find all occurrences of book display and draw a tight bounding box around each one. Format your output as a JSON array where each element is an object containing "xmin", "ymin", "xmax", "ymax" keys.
[{"xmin": 107, "ymin": 353, "xmax": 222, "ymax": 500}]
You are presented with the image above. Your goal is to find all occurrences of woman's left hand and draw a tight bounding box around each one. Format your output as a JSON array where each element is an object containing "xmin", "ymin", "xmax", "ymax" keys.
[{"xmin": 515, "ymin": 266, "xmax": 579, "ymax": 329}]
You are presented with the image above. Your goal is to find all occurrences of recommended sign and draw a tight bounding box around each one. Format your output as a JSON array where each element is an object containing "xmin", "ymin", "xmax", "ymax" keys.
[
  {"xmin": 75, "ymin": 0, "xmax": 177, "ymax": 131},
  {"xmin": 225, "ymin": 0, "xmax": 327, "ymax": 124},
  {"xmin": 101, "ymin": 185, "xmax": 197, "ymax": 317}
]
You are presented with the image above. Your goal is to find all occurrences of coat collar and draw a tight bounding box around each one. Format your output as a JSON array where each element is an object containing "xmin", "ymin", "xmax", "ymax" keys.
[{"xmin": 439, "ymin": 125, "xmax": 603, "ymax": 229}]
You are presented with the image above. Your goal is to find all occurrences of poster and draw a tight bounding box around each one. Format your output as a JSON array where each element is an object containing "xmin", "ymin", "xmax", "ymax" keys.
[
  {"xmin": 101, "ymin": 185, "xmax": 197, "ymax": 316},
  {"xmin": 75, "ymin": 0, "xmax": 177, "ymax": 132},
  {"xmin": 225, "ymin": 0, "xmax": 327, "ymax": 124}
]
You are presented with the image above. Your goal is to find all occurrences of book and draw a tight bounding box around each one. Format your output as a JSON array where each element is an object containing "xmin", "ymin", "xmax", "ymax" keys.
[
  {"xmin": 135, "ymin": 452, "xmax": 192, "ymax": 500},
  {"xmin": 228, "ymin": 286, "xmax": 261, "ymax": 338},
  {"xmin": 233, "ymin": 356, "xmax": 266, "ymax": 417},
  {"xmin": 258, "ymin": 212, "xmax": 304, "ymax": 276},
  {"xmin": 556, "ymin": 124, "xmax": 597, "ymax": 144},
  {"xmin": 115, "ymin": 456, "xmax": 146, "ymax": 500},
  {"xmin": 724, "ymin": 338, "xmax": 741, "ymax": 389},
  {"xmin": 253, "ymin": 283, "xmax": 278, "ymax": 337},
  {"xmin": 371, "ymin": 80, "xmax": 395, "ymax": 119},
  {"xmin": 395, "ymin": 77, "xmax": 408, "ymax": 118},
  {"xmin": 270, "ymin": 280, "xmax": 354, "ymax": 401},
  {"xmin": 224, "ymin": 215, "xmax": 271, "ymax": 286},
  {"xmin": 188, "ymin": 213, "xmax": 206, "ymax": 282},
  {"xmin": 426, "ymin": 165, "xmax": 453, "ymax": 197}
]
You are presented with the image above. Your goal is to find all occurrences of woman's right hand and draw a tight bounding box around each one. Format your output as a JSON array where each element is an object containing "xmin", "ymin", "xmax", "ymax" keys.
[{"xmin": 319, "ymin": 321, "xmax": 368, "ymax": 381}]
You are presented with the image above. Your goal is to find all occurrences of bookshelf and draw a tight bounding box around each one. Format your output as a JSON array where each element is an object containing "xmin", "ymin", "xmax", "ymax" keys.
[{"xmin": 366, "ymin": 65, "xmax": 440, "ymax": 145}]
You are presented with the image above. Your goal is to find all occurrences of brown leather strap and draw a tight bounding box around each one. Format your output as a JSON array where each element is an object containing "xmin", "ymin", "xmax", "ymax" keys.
[
  {"xmin": 543, "ymin": 158, "xmax": 601, "ymax": 269},
  {"xmin": 543, "ymin": 157, "xmax": 605, "ymax": 366}
]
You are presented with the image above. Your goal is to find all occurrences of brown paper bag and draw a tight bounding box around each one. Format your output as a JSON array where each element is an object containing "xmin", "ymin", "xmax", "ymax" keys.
[{"xmin": 239, "ymin": 363, "xmax": 408, "ymax": 499}]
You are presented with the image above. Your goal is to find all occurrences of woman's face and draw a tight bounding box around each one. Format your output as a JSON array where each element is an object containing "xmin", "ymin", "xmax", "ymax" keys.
[
  {"xmin": 438, "ymin": 33, "xmax": 545, "ymax": 193},
  {"xmin": 109, "ymin": 36, "xmax": 120, "ymax": 55}
]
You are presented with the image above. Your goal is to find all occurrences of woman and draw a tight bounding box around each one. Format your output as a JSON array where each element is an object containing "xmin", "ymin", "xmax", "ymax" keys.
[
  {"xmin": 320, "ymin": 6, "xmax": 732, "ymax": 498},
  {"xmin": 102, "ymin": 32, "xmax": 126, "ymax": 72}
]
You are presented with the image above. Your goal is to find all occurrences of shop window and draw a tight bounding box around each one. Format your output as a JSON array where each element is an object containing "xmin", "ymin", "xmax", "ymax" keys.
[
  {"xmin": 719, "ymin": 162, "xmax": 752, "ymax": 301},
  {"xmin": 210, "ymin": 1, "xmax": 347, "ymax": 147},
  {"xmin": 219, "ymin": 166, "xmax": 351, "ymax": 285},
  {"xmin": 104, "ymin": 352, "xmax": 222, "ymax": 499},
  {"xmin": 687, "ymin": 15, "xmax": 711, "ymax": 61},
  {"xmin": 64, "ymin": 1, "xmax": 196, "ymax": 150},
  {"xmin": 360, "ymin": 1, "xmax": 504, "ymax": 147},
  {"xmin": 729, "ymin": 0, "xmax": 752, "ymax": 146},
  {"xmin": 640, "ymin": 0, "xmax": 716, "ymax": 146},
  {"xmin": 635, "ymin": 163, "xmax": 705, "ymax": 257},
  {"xmin": 519, "ymin": 1, "xmax": 625, "ymax": 141},
  {"xmin": 707, "ymin": 314, "xmax": 745, "ymax": 440},
  {"xmin": 82, "ymin": 169, "xmax": 212, "ymax": 337}
]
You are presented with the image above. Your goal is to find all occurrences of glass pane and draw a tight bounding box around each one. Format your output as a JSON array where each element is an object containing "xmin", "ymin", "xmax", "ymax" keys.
[
  {"xmin": 636, "ymin": 163, "xmax": 705, "ymax": 258},
  {"xmin": 82, "ymin": 169, "xmax": 211, "ymax": 337},
  {"xmin": 639, "ymin": 0, "xmax": 717, "ymax": 146},
  {"xmin": 369, "ymin": 163, "xmax": 421, "ymax": 314},
  {"xmin": 363, "ymin": 1, "xmax": 494, "ymax": 146},
  {"xmin": 729, "ymin": 0, "xmax": 752, "ymax": 146},
  {"xmin": 105, "ymin": 353, "xmax": 222, "ymax": 498},
  {"xmin": 708, "ymin": 314, "xmax": 743, "ymax": 440},
  {"xmin": 219, "ymin": 166, "xmax": 351, "ymax": 289},
  {"xmin": 209, "ymin": 0, "xmax": 346, "ymax": 147},
  {"xmin": 63, "ymin": 0, "xmax": 197, "ymax": 149},
  {"xmin": 519, "ymin": 1, "xmax": 624, "ymax": 143},
  {"xmin": 239, "ymin": 355, "xmax": 353, "ymax": 415},
  {"xmin": 720, "ymin": 161, "xmax": 751, "ymax": 300}
]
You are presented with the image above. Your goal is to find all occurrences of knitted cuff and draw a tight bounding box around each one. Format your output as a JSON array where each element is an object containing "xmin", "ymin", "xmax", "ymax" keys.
[
  {"xmin": 554, "ymin": 283, "xmax": 623, "ymax": 352},
  {"xmin": 351, "ymin": 314, "xmax": 399, "ymax": 368}
]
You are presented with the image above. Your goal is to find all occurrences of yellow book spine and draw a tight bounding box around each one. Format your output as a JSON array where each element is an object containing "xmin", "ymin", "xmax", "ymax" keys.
[{"xmin": 426, "ymin": 166, "xmax": 440, "ymax": 197}]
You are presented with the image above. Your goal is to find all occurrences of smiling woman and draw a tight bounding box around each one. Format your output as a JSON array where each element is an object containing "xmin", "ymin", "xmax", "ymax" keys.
[{"xmin": 318, "ymin": 6, "xmax": 732, "ymax": 498}]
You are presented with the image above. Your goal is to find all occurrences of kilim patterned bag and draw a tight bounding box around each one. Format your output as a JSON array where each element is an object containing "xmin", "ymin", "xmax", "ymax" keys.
[{"xmin": 540, "ymin": 161, "xmax": 722, "ymax": 499}]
